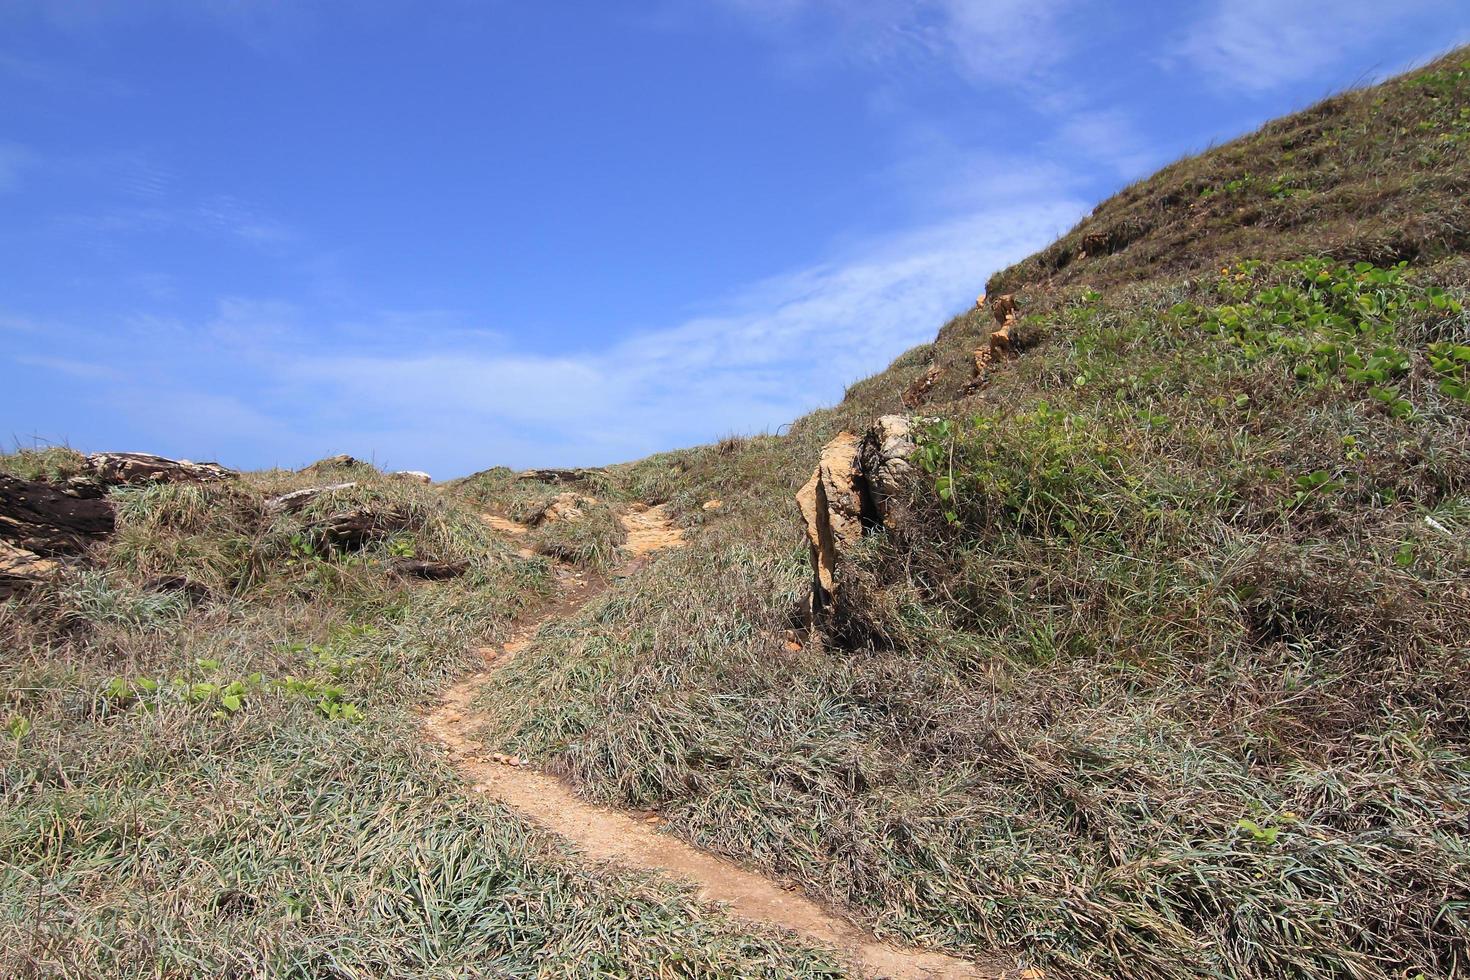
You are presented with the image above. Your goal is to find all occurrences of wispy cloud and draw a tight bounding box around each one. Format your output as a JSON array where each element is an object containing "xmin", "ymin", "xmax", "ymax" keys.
[
  {"xmin": 4, "ymin": 191, "xmax": 1085, "ymax": 474},
  {"xmin": 714, "ymin": 0, "xmax": 1078, "ymax": 89},
  {"xmin": 1171, "ymin": 0, "xmax": 1461, "ymax": 94},
  {"xmin": 1052, "ymin": 109, "xmax": 1161, "ymax": 180}
]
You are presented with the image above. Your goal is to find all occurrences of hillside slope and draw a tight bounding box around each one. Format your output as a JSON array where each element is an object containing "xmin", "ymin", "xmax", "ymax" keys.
[
  {"xmin": 4, "ymin": 47, "xmax": 1469, "ymax": 980},
  {"xmin": 472, "ymin": 49, "xmax": 1470, "ymax": 979}
]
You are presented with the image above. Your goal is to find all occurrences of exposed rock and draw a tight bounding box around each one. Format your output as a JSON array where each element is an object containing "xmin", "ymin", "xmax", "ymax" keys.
[
  {"xmin": 518, "ymin": 468, "xmax": 604, "ymax": 486},
  {"xmin": 620, "ymin": 503, "xmax": 685, "ymax": 556},
  {"xmin": 990, "ymin": 293, "xmax": 1017, "ymax": 325},
  {"xmin": 702, "ymin": 499, "xmax": 723, "ymax": 511},
  {"xmin": 305, "ymin": 505, "xmax": 412, "ymax": 551},
  {"xmin": 902, "ymin": 364, "xmax": 940, "ymax": 408},
  {"xmin": 796, "ymin": 418, "xmax": 925, "ymax": 620},
  {"xmin": 990, "ymin": 319, "xmax": 1015, "ymax": 355},
  {"xmin": 1, "ymin": 474, "xmax": 116, "ymax": 556},
  {"xmin": 795, "ymin": 432, "xmax": 868, "ymax": 615},
  {"xmin": 971, "ymin": 346, "xmax": 994, "ymax": 384},
  {"xmin": 861, "ymin": 415, "xmax": 921, "ymax": 530},
  {"xmin": 0, "ymin": 473, "xmax": 117, "ymax": 594},
  {"xmin": 481, "ymin": 513, "xmax": 529, "ymax": 536},
  {"xmin": 1, "ymin": 541, "xmax": 60, "ymax": 596},
  {"xmin": 264, "ymin": 483, "xmax": 357, "ymax": 516},
  {"xmin": 84, "ymin": 452, "xmax": 236, "ymax": 487},
  {"xmin": 390, "ymin": 470, "xmax": 433, "ymax": 484},
  {"xmin": 532, "ymin": 492, "xmax": 598, "ymax": 526},
  {"xmin": 300, "ymin": 454, "xmax": 365, "ymax": 475},
  {"xmin": 971, "ymin": 292, "xmax": 1023, "ymax": 385}
]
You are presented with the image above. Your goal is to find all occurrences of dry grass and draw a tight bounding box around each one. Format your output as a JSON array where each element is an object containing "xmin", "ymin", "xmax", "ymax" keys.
[
  {"xmin": 0, "ymin": 464, "xmax": 844, "ymax": 978},
  {"xmin": 474, "ymin": 52, "xmax": 1470, "ymax": 980}
]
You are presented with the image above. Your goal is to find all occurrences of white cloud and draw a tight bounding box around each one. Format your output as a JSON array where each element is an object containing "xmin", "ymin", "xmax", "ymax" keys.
[
  {"xmin": 1053, "ymin": 109, "xmax": 1160, "ymax": 180},
  {"xmin": 1172, "ymin": 0, "xmax": 1457, "ymax": 94},
  {"xmin": 712, "ymin": 0, "xmax": 1078, "ymax": 88},
  {"xmin": 4, "ymin": 190, "xmax": 1085, "ymax": 475},
  {"xmin": 273, "ymin": 194, "xmax": 1085, "ymax": 470}
]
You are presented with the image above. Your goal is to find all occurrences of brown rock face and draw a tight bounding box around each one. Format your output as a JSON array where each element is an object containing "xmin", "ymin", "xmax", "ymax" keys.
[
  {"xmin": 990, "ymin": 293, "xmax": 1017, "ymax": 324},
  {"xmin": 518, "ymin": 467, "xmax": 604, "ymax": 486},
  {"xmin": 796, "ymin": 432, "xmax": 866, "ymax": 614},
  {"xmin": 796, "ymin": 417, "xmax": 923, "ymax": 620},
  {"xmin": 989, "ymin": 319, "xmax": 1015, "ymax": 355},
  {"xmin": 971, "ymin": 292, "xmax": 1023, "ymax": 385},
  {"xmin": 1, "ymin": 541, "xmax": 60, "ymax": 589}
]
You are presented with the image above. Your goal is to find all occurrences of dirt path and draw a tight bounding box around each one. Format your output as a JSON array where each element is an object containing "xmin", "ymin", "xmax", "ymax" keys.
[{"xmin": 427, "ymin": 507, "xmax": 1001, "ymax": 980}]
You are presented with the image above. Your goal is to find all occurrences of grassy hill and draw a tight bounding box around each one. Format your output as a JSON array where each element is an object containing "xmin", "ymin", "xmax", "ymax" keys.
[
  {"xmin": 0, "ymin": 455, "xmax": 840, "ymax": 977},
  {"xmin": 4, "ymin": 47, "xmax": 1469, "ymax": 980},
  {"xmin": 474, "ymin": 50, "xmax": 1470, "ymax": 978}
]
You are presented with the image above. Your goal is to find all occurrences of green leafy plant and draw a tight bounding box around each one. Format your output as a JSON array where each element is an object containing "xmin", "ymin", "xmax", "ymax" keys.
[{"xmin": 1174, "ymin": 259, "xmax": 1464, "ymax": 417}]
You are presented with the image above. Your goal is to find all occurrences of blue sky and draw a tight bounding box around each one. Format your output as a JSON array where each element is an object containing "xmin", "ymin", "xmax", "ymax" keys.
[{"xmin": 4, "ymin": 1, "xmax": 1469, "ymax": 477}]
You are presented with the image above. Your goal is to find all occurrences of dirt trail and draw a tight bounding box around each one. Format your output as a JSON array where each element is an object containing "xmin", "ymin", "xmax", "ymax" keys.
[{"xmin": 427, "ymin": 506, "xmax": 1001, "ymax": 980}]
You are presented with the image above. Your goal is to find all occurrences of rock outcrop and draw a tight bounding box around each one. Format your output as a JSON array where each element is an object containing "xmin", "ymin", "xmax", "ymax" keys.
[
  {"xmin": 518, "ymin": 468, "xmax": 604, "ymax": 486},
  {"xmin": 305, "ymin": 505, "xmax": 412, "ymax": 551},
  {"xmin": 390, "ymin": 470, "xmax": 433, "ymax": 484},
  {"xmin": 796, "ymin": 432, "xmax": 867, "ymax": 615},
  {"xmin": 796, "ymin": 416, "xmax": 922, "ymax": 619},
  {"xmin": 83, "ymin": 452, "xmax": 235, "ymax": 488},
  {"xmin": 971, "ymin": 292, "xmax": 1023, "ymax": 385},
  {"xmin": 533, "ymin": 492, "xmax": 598, "ymax": 526},
  {"xmin": 861, "ymin": 415, "xmax": 921, "ymax": 531},
  {"xmin": 0, "ymin": 473, "xmax": 117, "ymax": 595}
]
